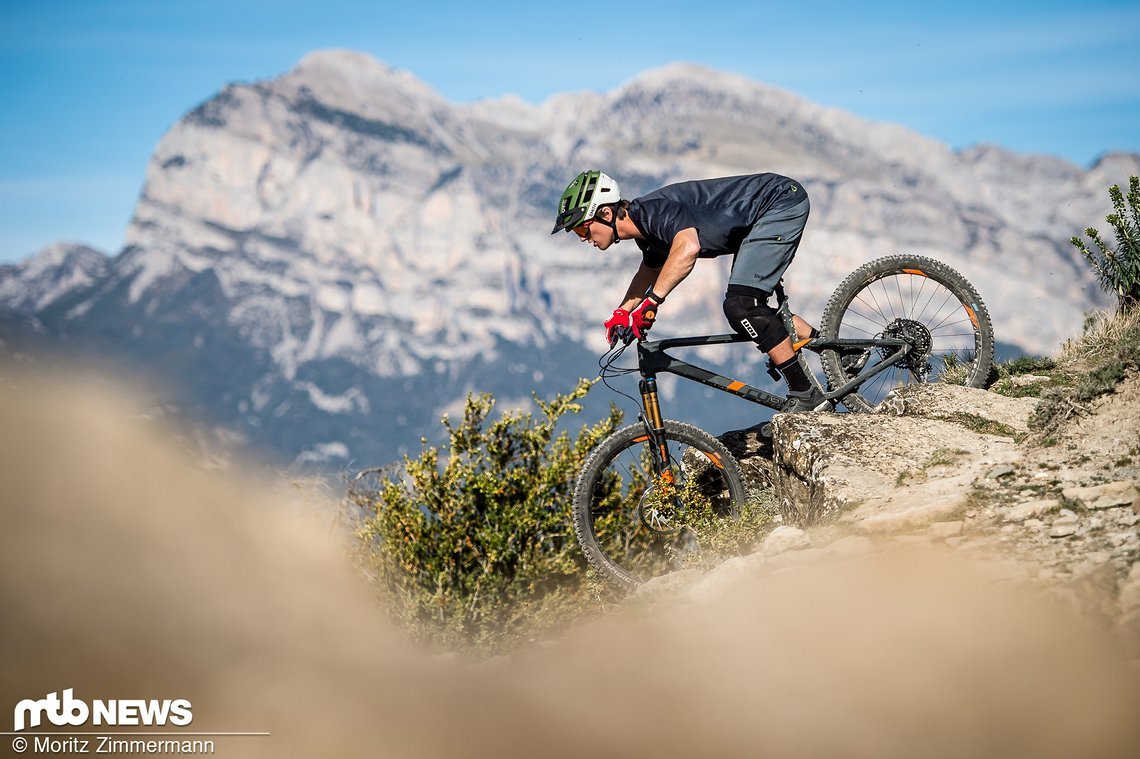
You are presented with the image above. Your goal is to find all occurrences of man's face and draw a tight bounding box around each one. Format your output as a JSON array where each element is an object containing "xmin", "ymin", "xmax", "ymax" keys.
[{"xmin": 574, "ymin": 208, "xmax": 615, "ymax": 250}]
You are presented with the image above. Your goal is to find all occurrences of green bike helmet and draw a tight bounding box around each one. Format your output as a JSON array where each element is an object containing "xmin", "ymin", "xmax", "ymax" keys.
[{"xmin": 551, "ymin": 170, "xmax": 622, "ymax": 234}]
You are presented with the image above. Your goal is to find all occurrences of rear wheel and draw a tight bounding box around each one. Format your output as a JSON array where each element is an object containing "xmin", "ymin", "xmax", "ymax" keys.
[
  {"xmin": 819, "ymin": 255, "xmax": 994, "ymax": 412},
  {"xmin": 572, "ymin": 420, "xmax": 746, "ymax": 589}
]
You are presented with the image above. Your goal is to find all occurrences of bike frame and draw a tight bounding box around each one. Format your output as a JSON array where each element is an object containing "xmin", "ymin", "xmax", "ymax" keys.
[
  {"xmin": 635, "ymin": 332, "xmax": 911, "ymax": 417},
  {"xmin": 629, "ymin": 284, "xmax": 913, "ymax": 473}
]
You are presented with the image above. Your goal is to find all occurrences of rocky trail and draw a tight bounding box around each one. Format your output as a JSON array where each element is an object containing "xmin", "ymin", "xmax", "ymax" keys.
[{"xmin": 636, "ymin": 372, "xmax": 1140, "ymax": 661}]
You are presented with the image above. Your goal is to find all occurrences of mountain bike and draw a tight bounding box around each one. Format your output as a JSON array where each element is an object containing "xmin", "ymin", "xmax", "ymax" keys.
[{"xmin": 572, "ymin": 254, "xmax": 994, "ymax": 588}]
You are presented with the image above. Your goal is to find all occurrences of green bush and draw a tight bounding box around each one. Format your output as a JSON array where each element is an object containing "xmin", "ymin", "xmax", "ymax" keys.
[
  {"xmin": 999, "ymin": 355, "xmax": 1057, "ymax": 376},
  {"xmin": 350, "ymin": 379, "xmax": 622, "ymax": 653},
  {"xmin": 1071, "ymin": 175, "xmax": 1140, "ymax": 309}
]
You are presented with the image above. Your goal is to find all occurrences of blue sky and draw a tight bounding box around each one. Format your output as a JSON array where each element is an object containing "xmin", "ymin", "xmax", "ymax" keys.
[{"xmin": 1, "ymin": 0, "xmax": 1138, "ymax": 263}]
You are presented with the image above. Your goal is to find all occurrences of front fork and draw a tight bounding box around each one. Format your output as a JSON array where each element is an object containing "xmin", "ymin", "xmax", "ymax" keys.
[{"xmin": 639, "ymin": 376, "xmax": 675, "ymax": 483}]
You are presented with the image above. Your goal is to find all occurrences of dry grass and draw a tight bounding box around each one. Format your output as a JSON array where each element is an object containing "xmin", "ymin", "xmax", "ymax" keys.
[
  {"xmin": 1057, "ymin": 306, "xmax": 1140, "ymax": 371},
  {"xmin": 993, "ymin": 306, "xmax": 1140, "ymax": 434}
]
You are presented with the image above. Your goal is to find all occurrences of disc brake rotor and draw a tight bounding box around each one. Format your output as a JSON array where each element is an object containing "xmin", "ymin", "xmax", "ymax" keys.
[{"xmin": 639, "ymin": 483, "xmax": 682, "ymax": 535}]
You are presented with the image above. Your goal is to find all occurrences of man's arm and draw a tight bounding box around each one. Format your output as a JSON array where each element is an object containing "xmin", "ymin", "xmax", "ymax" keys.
[
  {"xmin": 650, "ymin": 227, "xmax": 701, "ymax": 300},
  {"xmin": 619, "ymin": 227, "xmax": 701, "ymax": 308},
  {"xmin": 619, "ymin": 262, "xmax": 661, "ymax": 311}
]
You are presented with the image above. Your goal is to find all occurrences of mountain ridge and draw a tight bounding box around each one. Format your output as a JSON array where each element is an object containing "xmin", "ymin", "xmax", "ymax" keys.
[{"xmin": 2, "ymin": 49, "xmax": 1137, "ymax": 469}]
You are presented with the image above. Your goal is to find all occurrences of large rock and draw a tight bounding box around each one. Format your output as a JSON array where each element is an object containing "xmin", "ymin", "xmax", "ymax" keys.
[
  {"xmin": 693, "ymin": 376, "xmax": 1140, "ymax": 663},
  {"xmin": 759, "ymin": 385, "xmax": 1036, "ymax": 528},
  {"xmin": 1062, "ymin": 482, "xmax": 1139, "ymax": 511}
]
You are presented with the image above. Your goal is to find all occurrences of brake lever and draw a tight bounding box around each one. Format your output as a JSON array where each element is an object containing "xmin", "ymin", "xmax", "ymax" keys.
[{"xmin": 607, "ymin": 327, "xmax": 630, "ymax": 348}]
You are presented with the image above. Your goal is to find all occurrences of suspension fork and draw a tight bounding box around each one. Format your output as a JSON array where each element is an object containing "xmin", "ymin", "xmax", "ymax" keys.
[{"xmin": 638, "ymin": 375, "xmax": 675, "ymax": 481}]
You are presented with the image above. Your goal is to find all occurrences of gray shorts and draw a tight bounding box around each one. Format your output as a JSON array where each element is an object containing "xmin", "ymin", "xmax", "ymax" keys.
[{"xmin": 727, "ymin": 190, "xmax": 810, "ymax": 293}]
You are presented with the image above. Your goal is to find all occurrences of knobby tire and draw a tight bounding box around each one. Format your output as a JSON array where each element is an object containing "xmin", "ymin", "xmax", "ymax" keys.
[
  {"xmin": 819, "ymin": 255, "xmax": 995, "ymax": 412},
  {"xmin": 572, "ymin": 420, "xmax": 746, "ymax": 589}
]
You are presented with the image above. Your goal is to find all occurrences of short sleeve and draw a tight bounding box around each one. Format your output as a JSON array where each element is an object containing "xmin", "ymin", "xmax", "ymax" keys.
[{"xmin": 632, "ymin": 198, "xmax": 698, "ymax": 268}]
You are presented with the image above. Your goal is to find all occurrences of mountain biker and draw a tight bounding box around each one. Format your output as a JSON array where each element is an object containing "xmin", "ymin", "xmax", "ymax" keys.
[{"xmin": 551, "ymin": 170, "xmax": 824, "ymax": 412}]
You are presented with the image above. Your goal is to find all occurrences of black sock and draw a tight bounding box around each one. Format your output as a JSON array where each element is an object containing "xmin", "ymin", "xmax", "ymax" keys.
[{"xmin": 776, "ymin": 355, "xmax": 811, "ymax": 393}]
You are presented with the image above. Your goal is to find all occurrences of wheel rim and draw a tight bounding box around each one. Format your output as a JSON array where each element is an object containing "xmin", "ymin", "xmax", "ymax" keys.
[
  {"xmin": 586, "ymin": 434, "xmax": 737, "ymax": 584},
  {"xmin": 834, "ymin": 271, "xmax": 984, "ymax": 408}
]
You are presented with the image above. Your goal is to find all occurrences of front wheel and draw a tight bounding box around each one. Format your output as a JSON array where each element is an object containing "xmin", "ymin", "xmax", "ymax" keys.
[
  {"xmin": 819, "ymin": 255, "xmax": 995, "ymax": 412},
  {"xmin": 572, "ymin": 420, "xmax": 746, "ymax": 589}
]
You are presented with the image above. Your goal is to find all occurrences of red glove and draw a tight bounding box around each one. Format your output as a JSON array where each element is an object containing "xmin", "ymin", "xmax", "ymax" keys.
[
  {"xmin": 604, "ymin": 308, "xmax": 632, "ymax": 346},
  {"xmin": 630, "ymin": 296, "xmax": 661, "ymax": 340}
]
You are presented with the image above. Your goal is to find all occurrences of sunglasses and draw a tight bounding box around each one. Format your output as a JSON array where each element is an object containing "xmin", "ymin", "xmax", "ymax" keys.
[{"xmin": 573, "ymin": 219, "xmax": 594, "ymax": 240}]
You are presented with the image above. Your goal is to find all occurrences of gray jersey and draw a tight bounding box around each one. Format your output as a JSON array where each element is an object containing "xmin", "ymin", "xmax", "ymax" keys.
[{"xmin": 628, "ymin": 173, "xmax": 798, "ymax": 267}]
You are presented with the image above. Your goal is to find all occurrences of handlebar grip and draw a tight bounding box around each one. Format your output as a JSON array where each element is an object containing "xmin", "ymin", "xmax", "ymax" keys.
[{"xmin": 608, "ymin": 326, "xmax": 635, "ymax": 348}]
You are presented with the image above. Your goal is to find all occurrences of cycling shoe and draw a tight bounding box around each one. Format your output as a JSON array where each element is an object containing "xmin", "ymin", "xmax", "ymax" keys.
[{"xmin": 782, "ymin": 388, "xmax": 826, "ymax": 413}]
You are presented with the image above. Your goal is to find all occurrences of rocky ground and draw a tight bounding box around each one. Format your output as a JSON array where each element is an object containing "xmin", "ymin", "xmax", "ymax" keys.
[{"xmin": 636, "ymin": 371, "xmax": 1140, "ymax": 661}]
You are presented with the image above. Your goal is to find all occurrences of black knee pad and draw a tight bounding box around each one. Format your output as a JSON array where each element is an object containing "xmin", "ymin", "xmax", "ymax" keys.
[{"xmin": 723, "ymin": 292, "xmax": 786, "ymax": 352}]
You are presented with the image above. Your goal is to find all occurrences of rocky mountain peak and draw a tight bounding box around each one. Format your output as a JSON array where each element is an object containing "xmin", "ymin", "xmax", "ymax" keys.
[
  {"xmin": 279, "ymin": 48, "xmax": 451, "ymax": 119},
  {"xmin": 3, "ymin": 50, "xmax": 1138, "ymax": 468},
  {"xmin": 620, "ymin": 60, "xmax": 793, "ymax": 103},
  {"xmin": 0, "ymin": 242, "xmax": 109, "ymax": 313}
]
